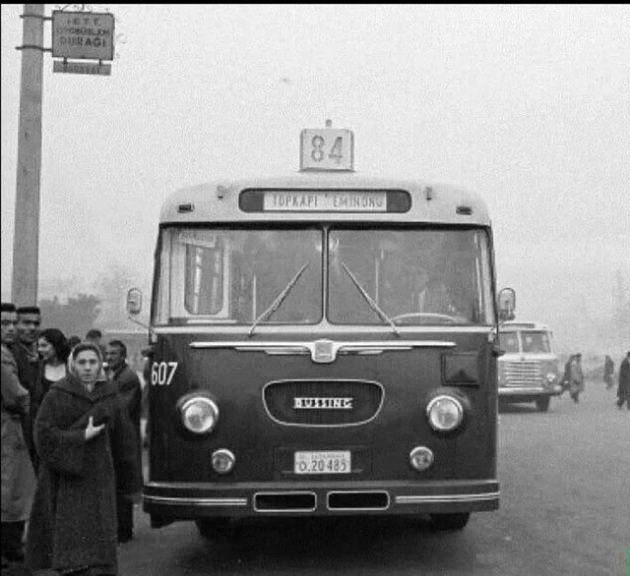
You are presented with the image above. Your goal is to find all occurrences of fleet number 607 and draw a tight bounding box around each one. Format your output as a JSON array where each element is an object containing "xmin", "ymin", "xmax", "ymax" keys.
[{"xmin": 151, "ymin": 361, "xmax": 178, "ymax": 386}]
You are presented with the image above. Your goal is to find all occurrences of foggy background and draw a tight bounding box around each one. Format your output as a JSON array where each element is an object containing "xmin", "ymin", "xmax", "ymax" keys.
[{"xmin": 1, "ymin": 4, "xmax": 628, "ymax": 355}]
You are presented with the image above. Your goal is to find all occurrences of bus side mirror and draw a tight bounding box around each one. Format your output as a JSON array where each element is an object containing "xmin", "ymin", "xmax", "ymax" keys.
[
  {"xmin": 498, "ymin": 287, "xmax": 516, "ymax": 321},
  {"xmin": 127, "ymin": 288, "xmax": 143, "ymax": 316}
]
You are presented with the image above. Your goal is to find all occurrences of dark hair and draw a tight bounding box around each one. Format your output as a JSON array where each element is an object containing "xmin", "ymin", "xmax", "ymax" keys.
[
  {"xmin": 71, "ymin": 341, "xmax": 104, "ymax": 362},
  {"xmin": 17, "ymin": 306, "xmax": 41, "ymax": 315},
  {"xmin": 1, "ymin": 302, "xmax": 17, "ymax": 313},
  {"xmin": 85, "ymin": 329, "xmax": 103, "ymax": 340},
  {"xmin": 68, "ymin": 335, "xmax": 82, "ymax": 348},
  {"xmin": 107, "ymin": 339, "xmax": 127, "ymax": 358},
  {"xmin": 38, "ymin": 328, "xmax": 71, "ymax": 363}
]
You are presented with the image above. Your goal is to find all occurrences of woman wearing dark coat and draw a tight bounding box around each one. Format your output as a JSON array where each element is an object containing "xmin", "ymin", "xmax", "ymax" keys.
[{"xmin": 25, "ymin": 342, "xmax": 141, "ymax": 576}]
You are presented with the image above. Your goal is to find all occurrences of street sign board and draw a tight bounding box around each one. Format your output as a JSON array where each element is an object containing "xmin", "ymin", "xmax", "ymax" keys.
[
  {"xmin": 52, "ymin": 11, "xmax": 115, "ymax": 61},
  {"xmin": 53, "ymin": 60, "xmax": 111, "ymax": 76},
  {"xmin": 300, "ymin": 128, "xmax": 354, "ymax": 171}
]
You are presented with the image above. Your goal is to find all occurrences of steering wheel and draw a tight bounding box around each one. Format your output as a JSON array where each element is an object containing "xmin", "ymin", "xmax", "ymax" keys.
[{"xmin": 391, "ymin": 312, "xmax": 458, "ymax": 325}]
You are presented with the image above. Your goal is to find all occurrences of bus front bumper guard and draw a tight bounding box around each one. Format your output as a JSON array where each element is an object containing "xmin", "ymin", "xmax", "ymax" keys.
[{"xmin": 143, "ymin": 480, "xmax": 499, "ymax": 518}]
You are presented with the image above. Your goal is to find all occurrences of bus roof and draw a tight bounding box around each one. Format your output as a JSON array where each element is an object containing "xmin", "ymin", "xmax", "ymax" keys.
[
  {"xmin": 159, "ymin": 173, "xmax": 491, "ymax": 226},
  {"xmin": 500, "ymin": 321, "xmax": 552, "ymax": 332}
]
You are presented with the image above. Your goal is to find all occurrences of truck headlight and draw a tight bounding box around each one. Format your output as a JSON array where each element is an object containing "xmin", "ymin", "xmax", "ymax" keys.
[
  {"xmin": 546, "ymin": 373, "xmax": 557, "ymax": 383},
  {"xmin": 426, "ymin": 395, "xmax": 464, "ymax": 432},
  {"xmin": 180, "ymin": 396, "xmax": 219, "ymax": 434}
]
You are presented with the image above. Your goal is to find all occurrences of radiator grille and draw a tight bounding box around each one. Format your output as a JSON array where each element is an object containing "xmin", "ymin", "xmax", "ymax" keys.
[{"xmin": 502, "ymin": 361, "xmax": 542, "ymax": 387}]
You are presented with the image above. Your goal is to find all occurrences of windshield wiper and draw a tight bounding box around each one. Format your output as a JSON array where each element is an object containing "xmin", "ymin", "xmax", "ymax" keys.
[
  {"xmin": 248, "ymin": 262, "xmax": 310, "ymax": 337},
  {"xmin": 341, "ymin": 262, "xmax": 399, "ymax": 336}
]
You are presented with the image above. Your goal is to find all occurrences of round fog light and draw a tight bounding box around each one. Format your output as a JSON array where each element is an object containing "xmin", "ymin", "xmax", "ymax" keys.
[
  {"xmin": 409, "ymin": 446, "xmax": 434, "ymax": 471},
  {"xmin": 211, "ymin": 449, "xmax": 235, "ymax": 474}
]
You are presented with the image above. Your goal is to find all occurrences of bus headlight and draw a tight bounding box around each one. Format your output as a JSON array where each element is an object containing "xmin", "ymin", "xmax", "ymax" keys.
[
  {"xmin": 180, "ymin": 396, "xmax": 219, "ymax": 434},
  {"xmin": 426, "ymin": 395, "xmax": 464, "ymax": 432}
]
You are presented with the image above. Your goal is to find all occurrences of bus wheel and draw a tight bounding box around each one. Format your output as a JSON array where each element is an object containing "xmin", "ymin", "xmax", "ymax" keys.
[
  {"xmin": 195, "ymin": 518, "xmax": 232, "ymax": 540},
  {"xmin": 430, "ymin": 513, "xmax": 470, "ymax": 531},
  {"xmin": 535, "ymin": 396, "xmax": 550, "ymax": 412}
]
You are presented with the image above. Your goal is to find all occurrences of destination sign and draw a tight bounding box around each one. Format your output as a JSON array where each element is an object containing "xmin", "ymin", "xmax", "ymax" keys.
[{"xmin": 263, "ymin": 191, "xmax": 386, "ymax": 212}]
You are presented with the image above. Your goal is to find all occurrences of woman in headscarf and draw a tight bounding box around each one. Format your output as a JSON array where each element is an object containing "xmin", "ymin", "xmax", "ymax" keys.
[{"xmin": 26, "ymin": 342, "xmax": 141, "ymax": 576}]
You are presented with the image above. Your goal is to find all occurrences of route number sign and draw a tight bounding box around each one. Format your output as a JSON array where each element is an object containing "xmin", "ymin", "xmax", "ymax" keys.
[{"xmin": 300, "ymin": 128, "xmax": 354, "ymax": 171}]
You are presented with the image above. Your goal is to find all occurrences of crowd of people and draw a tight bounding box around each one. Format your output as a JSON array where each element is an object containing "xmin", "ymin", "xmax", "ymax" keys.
[
  {"xmin": 2, "ymin": 299, "xmax": 628, "ymax": 574},
  {"xmin": 1, "ymin": 303, "xmax": 146, "ymax": 575}
]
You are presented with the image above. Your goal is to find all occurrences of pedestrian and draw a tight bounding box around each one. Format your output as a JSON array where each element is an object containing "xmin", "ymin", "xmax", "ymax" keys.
[
  {"xmin": 85, "ymin": 329, "xmax": 107, "ymax": 364},
  {"xmin": 1, "ymin": 302, "xmax": 36, "ymax": 567},
  {"xmin": 11, "ymin": 305, "xmax": 42, "ymax": 465},
  {"xmin": 616, "ymin": 351, "xmax": 630, "ymax": 410},
  {"xmin": 603, "ymin": 354, "xmax": 615, "ymax": 389},
  {"xmin": 34, "ymin": 328, "xmax": 71, "ymax": 421},
  {"xmin": 105, "ymin": 339, "xmax": 143, "ymax": 543},
  {"xmin": 568, "ymin": 353, "xmax": 585, "ymax": 403},
  {"xmin": 25, "ymin": 342, "xmax": 142, "ymax": 576},
  {"xmin": 560, "ymin": 354, "xmax": 573, "ymax": 395},
  {"xmin": 140, "ymin": 346, "xmax": 153, "ymax": 449},
  {"xmin": 68, "ymin": 335, "xmax": 82, "ymax": 350}
]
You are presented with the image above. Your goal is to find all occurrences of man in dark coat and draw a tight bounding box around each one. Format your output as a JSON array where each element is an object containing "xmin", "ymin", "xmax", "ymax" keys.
[
  {"xmin": 12, "ymin": 305, "xmax": 42, "ymax": 464},
  {"xmin": 617, "ymin": 351, "xmax": 630, "ymax": 410},
  {"xmin": 106, "ymin": 339, "xmax": 143, "ymax": 543},
  {"xmin": 26, "ymin": 343, "xmax": 141, "ymax": 575},
  {"xmin": 1, "ymin": 302, "xmax": 36, "ymax": 566}
]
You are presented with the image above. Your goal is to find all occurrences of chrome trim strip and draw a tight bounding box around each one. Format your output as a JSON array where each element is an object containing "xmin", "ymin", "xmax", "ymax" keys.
[
  {"xmin": 499, "ymin": 387, "xmax": 547, "ymax": 394},
  {"xmin": 326, "ymin": 490, "xmax": 390, "ymax": 511},
  {"xmin": 143, "ymin": 495, "xmax": 248, "ymax": 507},
  {"xmin": 191, "ymin": 339, "xmax": 456, "ymax": 363},
  {"xmin": 156, "ymin": 325, "xmax": 492, "ymax": 335},
  {"xmin": 395, "ymin": 491, "xmax": 500, "ymax": 505},
  {"xmin": 262, "ymin": 378, "xmax": 385, "ymax": 428},
  {"xmin": 253, "ymin": 491, "xmax": 317, "ymax": 513}
]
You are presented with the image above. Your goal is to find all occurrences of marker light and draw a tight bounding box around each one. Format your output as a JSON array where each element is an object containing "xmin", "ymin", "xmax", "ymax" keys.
[
  {"xmin": 211, "ymin": 449, "xmax": 235, "ymax": 474},
  {"xmin": 409, "ymin": 446, "xmax": 434, "ymax": 471},
  {"xmin": 426, "ymin": 395, "xmax": 464, "ymax": 432},
  {"xmin": 180, "ymin": 396, "xmax": 219, "ymax": 434}
]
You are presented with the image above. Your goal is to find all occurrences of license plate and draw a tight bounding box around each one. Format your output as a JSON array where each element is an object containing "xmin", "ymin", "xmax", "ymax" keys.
[{"xmin": 294, "ymin": 451, "xmax": 351, "ymax": 474}]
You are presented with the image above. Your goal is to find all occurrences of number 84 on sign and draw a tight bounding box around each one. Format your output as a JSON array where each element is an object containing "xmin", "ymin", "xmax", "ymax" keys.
[{"xmin": 300, "ymin": 128, "xmax": 354, "ymax": 171}]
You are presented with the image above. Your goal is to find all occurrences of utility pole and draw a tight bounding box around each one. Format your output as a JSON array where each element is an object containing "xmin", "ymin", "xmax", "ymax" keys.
[{"xmin": 12, "ymin": 4, "xmax": 45, "ymax": 306}]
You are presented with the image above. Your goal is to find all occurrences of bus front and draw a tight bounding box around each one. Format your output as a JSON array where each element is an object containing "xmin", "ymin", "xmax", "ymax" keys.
[{"xmin": 142, "ymin": 130, "xmax": 499, "ymax": 535}]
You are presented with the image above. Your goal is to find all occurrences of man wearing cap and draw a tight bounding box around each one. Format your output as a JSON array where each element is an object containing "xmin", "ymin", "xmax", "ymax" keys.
[
  {"xmin": 12, "ymin": 306, "xmax": 41, "ymax": 463},
  {"xmin": 1, "ymin": 303, "xmax": 36, "ymax": 566}
]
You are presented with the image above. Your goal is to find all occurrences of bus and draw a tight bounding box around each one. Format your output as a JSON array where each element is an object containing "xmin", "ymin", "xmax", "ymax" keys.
[
  {"xmin": 128, "ymin": 126, "xmax": 509, "ymax": 536},
  {"xmin": 497, "ymin": 321, "xmax": 561, "ymax": 411}
]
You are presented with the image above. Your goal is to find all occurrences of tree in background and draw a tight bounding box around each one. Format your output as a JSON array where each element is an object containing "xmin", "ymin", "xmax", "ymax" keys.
[{"xmin": 38, "ymin": 294, "xmax": 101, "ymax": 337}]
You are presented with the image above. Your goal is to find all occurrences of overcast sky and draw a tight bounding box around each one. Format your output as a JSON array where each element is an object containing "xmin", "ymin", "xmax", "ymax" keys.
[{"xmin": 1, "ymin": 4, "xmax": 629, "ymax": 344}]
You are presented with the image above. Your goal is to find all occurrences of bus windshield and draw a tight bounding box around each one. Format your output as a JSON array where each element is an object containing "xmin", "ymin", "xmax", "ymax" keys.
[{"xmin": 155, "ymin": 226, "xmax": 494, "ymax": 326}]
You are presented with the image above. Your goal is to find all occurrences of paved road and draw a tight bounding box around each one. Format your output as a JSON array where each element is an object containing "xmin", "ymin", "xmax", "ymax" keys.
[{"xmin": 114, "ymin": 380, "xmax": 628, "ymax": 576}]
